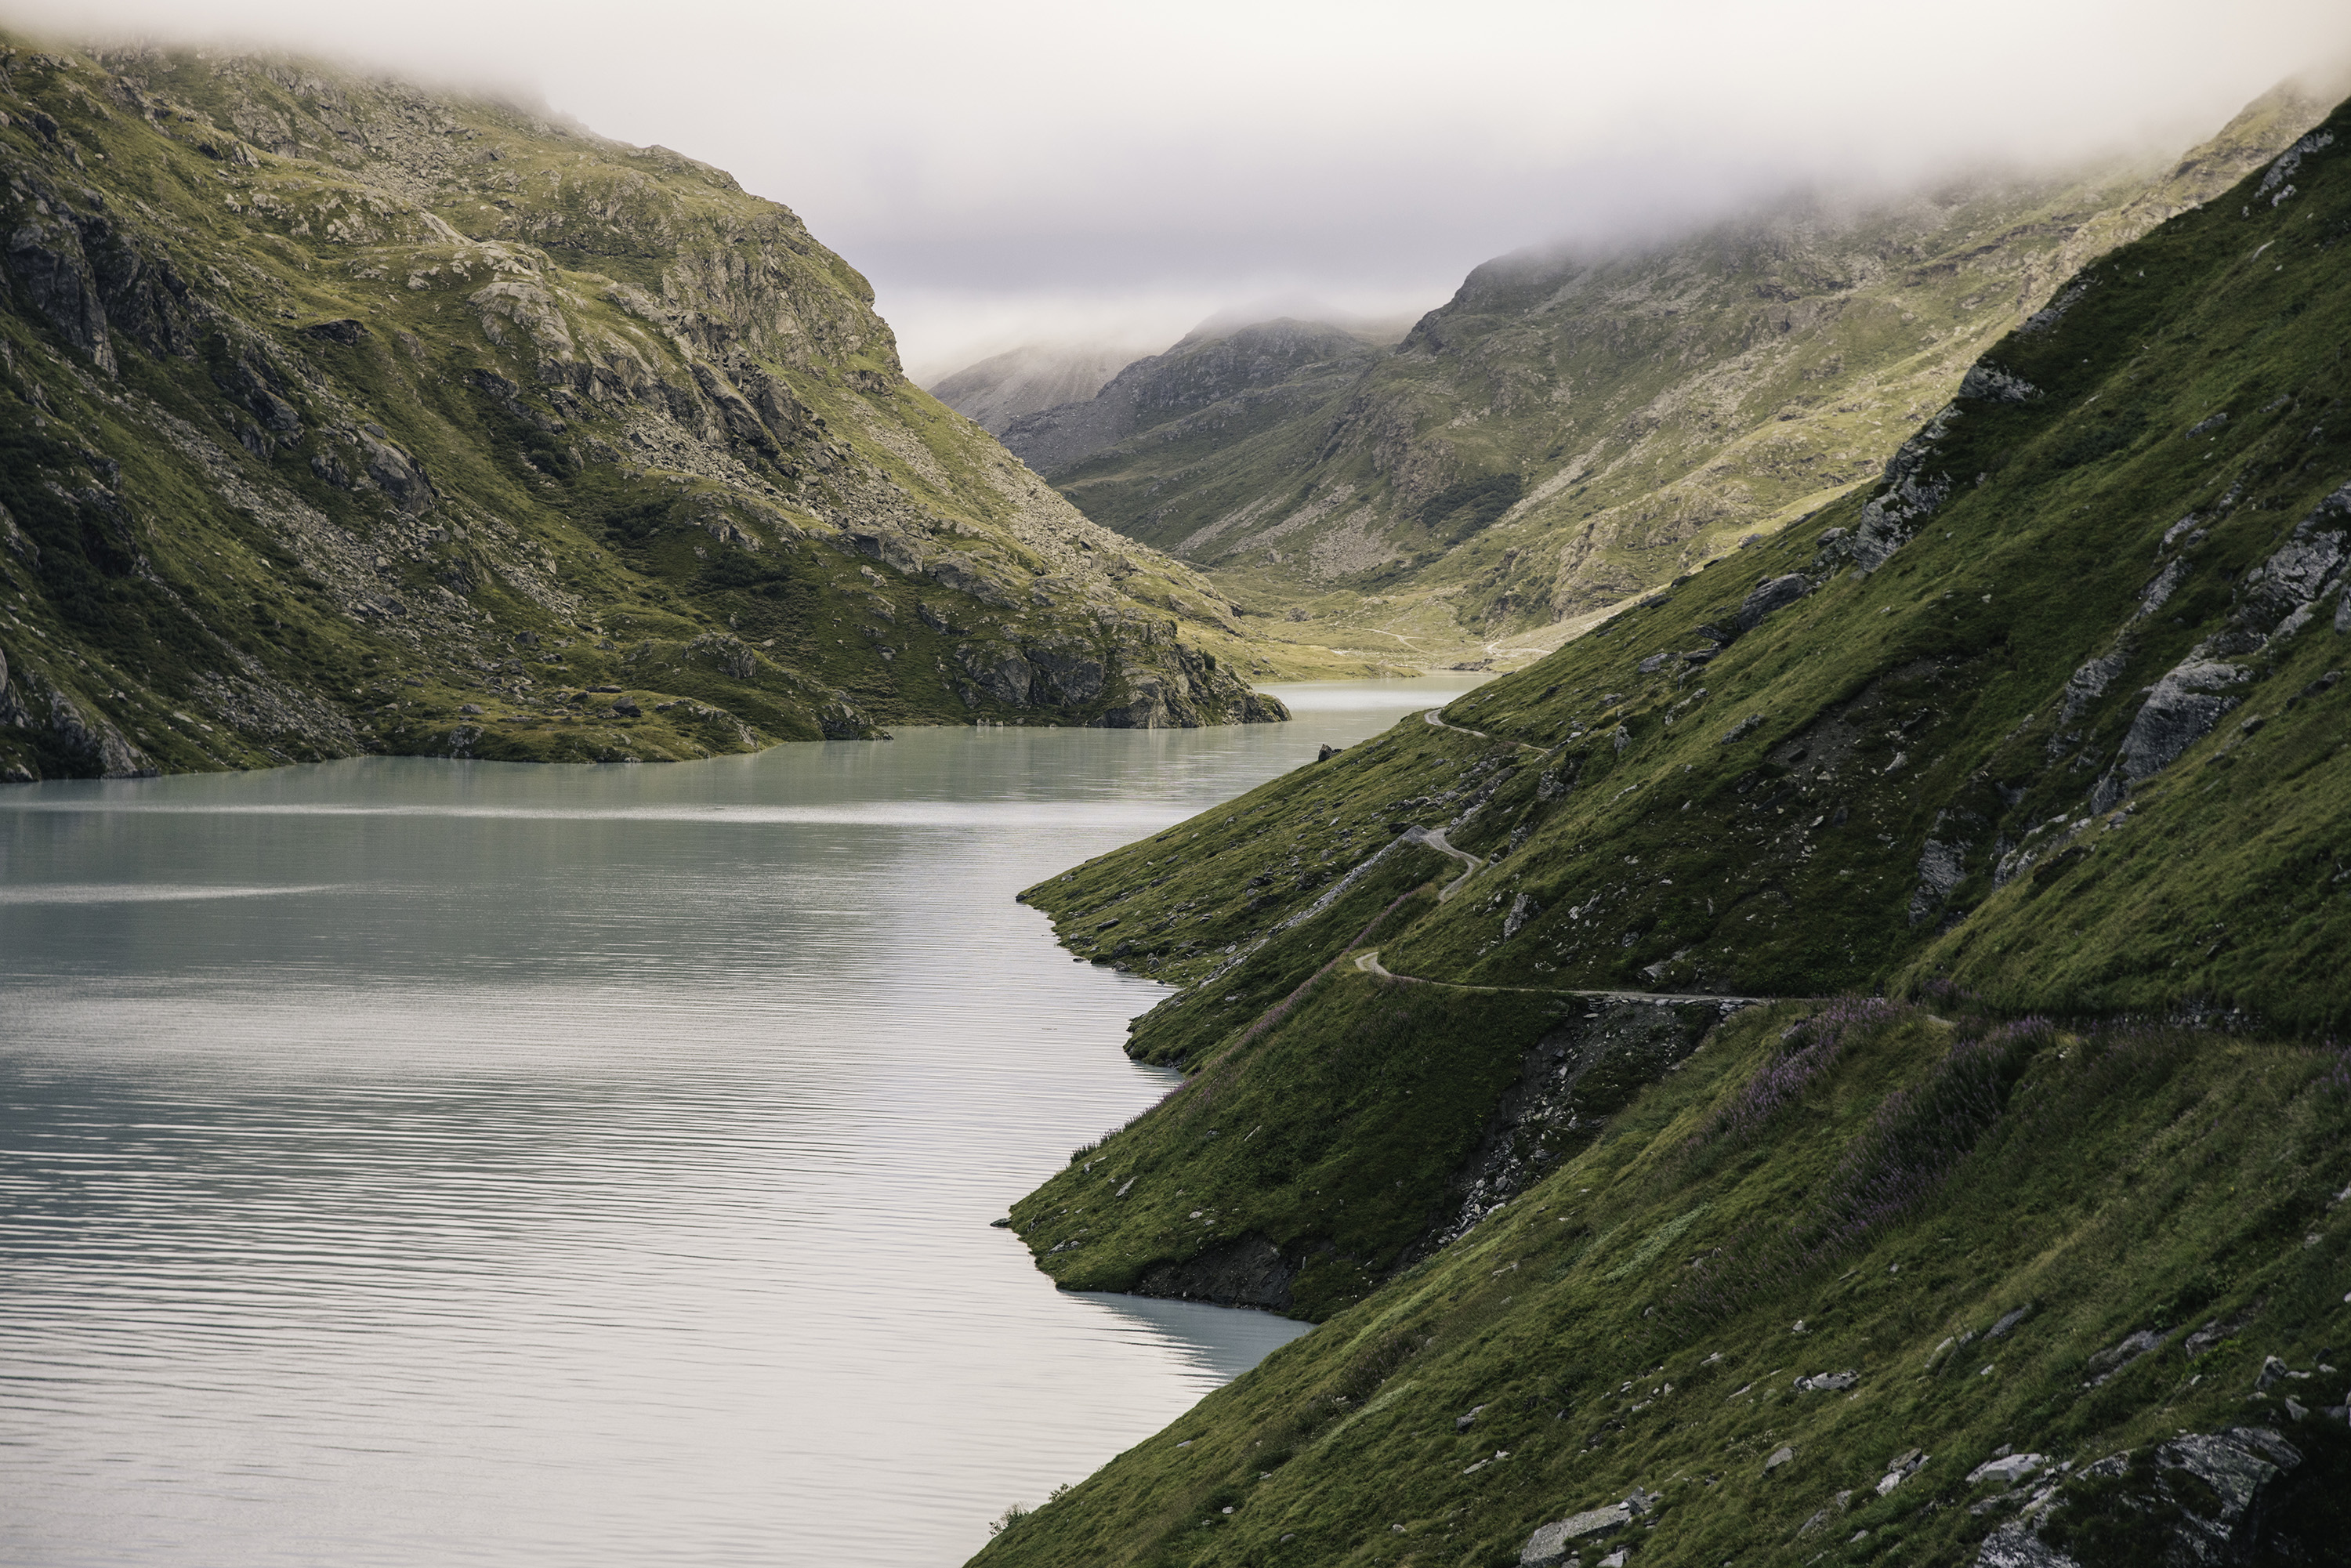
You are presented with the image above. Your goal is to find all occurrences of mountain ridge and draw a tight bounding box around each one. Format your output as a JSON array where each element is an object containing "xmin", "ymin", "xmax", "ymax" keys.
[
  {"xmin": 929, "ymin": 342, "xmax": 1143, "ymax": 435},
  {"xmin": 998, "ymin": 81, "xmax": 2338, "ymax": 674},
  {"xmin": 973, "ymin": 86, "xmax": 2351, "ymax": 1568},
  {"xmin": 0, "ymin": 38, "xmax": 1296, "ymax": 782}
]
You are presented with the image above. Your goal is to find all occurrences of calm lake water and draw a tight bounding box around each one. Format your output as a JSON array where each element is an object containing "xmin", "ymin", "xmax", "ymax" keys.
[{"xmin": 0, "ymin": 679, "xmax": 1479, "ymax": 1568}]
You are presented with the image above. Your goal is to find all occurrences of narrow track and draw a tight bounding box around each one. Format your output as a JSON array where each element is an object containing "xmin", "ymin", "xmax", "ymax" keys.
[
  {"xmin": 1353, "ymin": 947, "xmax": 1762, "ymax": 1008},
  {"xmin": 1423, "ymin": 707, "xmax": 1549, "ymax": 755}
]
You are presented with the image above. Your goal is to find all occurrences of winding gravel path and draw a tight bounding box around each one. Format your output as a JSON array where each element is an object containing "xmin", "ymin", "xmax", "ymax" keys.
[{"xmin": 1423, "ymin": 707, "xmax": 1549, "ymax": 755}]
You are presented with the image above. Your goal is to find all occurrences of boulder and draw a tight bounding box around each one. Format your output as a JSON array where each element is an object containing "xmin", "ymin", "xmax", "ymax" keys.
[
  {"xmin": 1520, "ymin": 1503, "xmax": 1632, "ymax": 1566},
  {"xmin": 1735, "ymin": 573, "xmax": 1814, "ymax": 632},
  {"xmin": 2084, "ymin": 1327, "xmax": 2170, "ymax": 1387},
  {"xmin": 1969, "ymin": 1452, "xmax": 2047, "ymax": 1487}
]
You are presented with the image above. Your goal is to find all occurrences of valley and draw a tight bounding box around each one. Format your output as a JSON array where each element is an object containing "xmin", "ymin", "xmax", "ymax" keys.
[{"xmin": 943, "ymin": 81, "xmax": 2338, "ymax": 679}]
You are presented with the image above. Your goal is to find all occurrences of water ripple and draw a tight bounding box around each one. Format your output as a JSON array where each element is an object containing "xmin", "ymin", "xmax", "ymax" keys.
[{"xmin": 0, "ymin": 680, "xmax": 1475, "ymax": 1568}]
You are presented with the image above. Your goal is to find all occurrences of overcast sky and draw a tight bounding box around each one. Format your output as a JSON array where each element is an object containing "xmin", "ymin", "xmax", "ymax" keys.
[{"xmin": 20, "ymin": 0, "xmax": 2351, "ymax": 378}]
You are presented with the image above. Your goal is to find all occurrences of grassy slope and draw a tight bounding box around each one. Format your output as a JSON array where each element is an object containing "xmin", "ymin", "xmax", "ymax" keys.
[
  {"xmin": 1027, "ymin": 84, "xmax": 2331, "ymax": 668},
  {"xmin": 979, "ymin": 97, "xmax": 2351, "ymax": 1566},
  {"xmin": 0, "ymin": 40, "xmax": 1296, "ymax": 781},
  {"xmin": 1034, "ymin": 92, "xmax": 2351, "ymax": 1027},
  {"xmin": 978, "ymin": 1001, "xmax": 2351, "ymax": 1568}
]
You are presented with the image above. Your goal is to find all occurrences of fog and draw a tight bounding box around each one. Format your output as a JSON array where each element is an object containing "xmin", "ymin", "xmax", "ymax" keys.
[{"xmin": 20, "ymin": 0, "xmax": 2351, "ymax": 378}]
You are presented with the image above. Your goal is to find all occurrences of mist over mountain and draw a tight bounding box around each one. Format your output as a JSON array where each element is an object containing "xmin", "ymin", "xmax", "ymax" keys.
[
  {"xmin": 23, "ymin": 0, "xmax": 2351, "ymax": 376},
  {"xmin": 988, "ymin": 78, "xmax": 2338, "ymax": 673},
  {"xmin": 928, "ymin": 343, "xmax": 1143, "ymax": 435}
]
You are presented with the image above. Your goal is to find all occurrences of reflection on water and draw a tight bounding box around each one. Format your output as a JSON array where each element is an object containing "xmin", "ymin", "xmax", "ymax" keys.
[{"xmin": 0, "ymin": 680, "xmax": 1478, "ymax": 1568}]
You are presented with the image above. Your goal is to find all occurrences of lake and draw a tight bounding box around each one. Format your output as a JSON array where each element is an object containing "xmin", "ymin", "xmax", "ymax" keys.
[{"xmin": 0, "ymin": 679, "xmax": 1479, "ymax": 1568}]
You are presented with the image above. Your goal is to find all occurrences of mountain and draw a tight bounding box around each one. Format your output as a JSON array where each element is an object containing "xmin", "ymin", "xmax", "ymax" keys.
[
  {"xmin": 928, "ymin": 342, "xmax": 1142, "ymax": 435},
  {"xmin": 1011, "ymin": 82, "xmax": 2337, "ymax": 670},
  {"xmin": 999, "ymin": 318, "xmax": 1389, "ymax": 475},
  {"xmin": 976, "ymin": 96, "xmax": 2351, "ymax": 1566},
  {"xmin": 0, "ymin": 39, "xmax": 1290, "ymax": 783}
]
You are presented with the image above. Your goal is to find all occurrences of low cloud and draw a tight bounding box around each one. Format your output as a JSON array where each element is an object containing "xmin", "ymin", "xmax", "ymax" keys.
[{"xmin": 27, "ymin": 0, "xmax": 2351, "ymax": 375}]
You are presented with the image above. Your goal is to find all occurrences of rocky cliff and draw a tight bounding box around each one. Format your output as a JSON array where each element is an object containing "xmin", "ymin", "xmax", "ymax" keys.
[{"xmin": 0, "ymin": 38, "xmax": 1287, "ymax": 781}]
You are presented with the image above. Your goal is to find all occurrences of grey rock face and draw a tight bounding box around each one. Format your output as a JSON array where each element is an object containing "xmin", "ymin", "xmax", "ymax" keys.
[
  {"xmin": 0, "ymin": 498, "xmax": 36, "ymax": 566},
  {"xmin": 926, "ymin": 552, "xmax": 1015, "ymax": 609},
  {"xmin": 2116, "ymin": 657, "xmax": 2248, "ymax": 784},
  {"xmin": 1422, "ymin": 1000, "xmax": 1721, "ymax": 1253},
  {"xmin": 0, "ymin": 643, "xmax": 24, "ymax": 730},
  {"xmin": 1130, "ymin": 1233, "xmax": 1296, "ymax": 1312},
  {"xmin": 2083, "ymin": 1327, "xmax": 2172, "ymax": 1387},
  {"xmin": 1503, "ymin": 893, "xmax": 1541, "ymax": 940},
  {"xmin": 7, "ymin": 214, "xmax": 115, "ymax": 374},
  {"xmin": 1972, "ymin": 1425, "xmax": 2307, "ymax": 1568},
  {"xmin": 1975, "ymin": 1525, "xmax": 2081, "ymax": 1568},
  {"xmin": 44, "ymin": 685, "xmax": 149, "ymax": 777},
  {"xmin": 357, "ymin": 425, "xmax": 436, "ymax": 514},
  {"xmin": 2134, "ymin": 558, "xmax": 2190, "ymax": 622},
  {"xmin": 955, "ymin": 644, "xmax": 1030, "ymax": 705},
  {"xmin": 1735, "ymin": 572, "xmax": 1814, "ymax": 632},
  {"xmin": 2237, "ymin": 505, "xmax": 2346, "ymax": 632},
  {"xmin": 1027, "ymin": 646, "xmax": 1105, "ymax": 704},
  {"xmin": 2259, "ymin": 129, "xmax": 2336, "ymax": 203},
  {"xmin": 1958, "ymin": 363, "xmax": 2039, "ymax": 403},
  {"xmin": 2061, "ymin": 646, "xmax": 2131, "ymax": 721},
  {"xmin": 690, "ymin": 633, "xmax": 759, "ymax": 682},
  {"xmin": 1969, "ymin": 1452, "xmax": 2048, "ymax": 1487},
  {"xmin": 1908, "ymin": 835, "xmax": 1971, "ymax": 925},
  {"xmin": 1847, "ymin": 405, "xmax": 1960, "ymax": 573},
  {"xmin": 1794, "ymin": 1371, "xmax": 1859, "ymax": 1392}
]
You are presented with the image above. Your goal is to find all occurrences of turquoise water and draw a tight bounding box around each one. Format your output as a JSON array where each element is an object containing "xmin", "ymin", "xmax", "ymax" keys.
[{"xmin": 0, "ymin": 680, "xmax": 1478, "ymax": 1568}]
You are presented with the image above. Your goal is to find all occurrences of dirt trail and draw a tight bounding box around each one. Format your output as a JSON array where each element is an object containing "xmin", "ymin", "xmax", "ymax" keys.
[
  {"xmin": 1395, "ymin": 824, "xmax": 1483, "ymax": 903},
  {"xmin": 1353, "ymin": 947, "xmax": 1762, "ymax": 1007},
  {"xmin": 1423, "ymin": 707, "xmax": 1549, "ymax": 756}
]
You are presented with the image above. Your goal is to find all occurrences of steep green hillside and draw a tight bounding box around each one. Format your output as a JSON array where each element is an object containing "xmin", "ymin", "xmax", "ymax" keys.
[
  {"xmin": 1016, "ymin": 82, "xmax": 2333, "ymax": 668},
  {"xmin": 0, "ymin": 39, "xmax": 1291, "ymax": 781},
  {"xmin": 980, "ymin": 1001, "xmax": 2351, "ymax": 1568},
  {"xmin": 978, "ymin": 93, "xmax": 2351, "ymax": 1568}
]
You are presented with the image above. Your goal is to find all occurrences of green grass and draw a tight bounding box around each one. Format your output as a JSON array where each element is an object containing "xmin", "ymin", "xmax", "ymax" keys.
[
  {"xmin": 1023, "ymin": 84, "xmax": 2332, "ymax": 667},
  {"xmin": 0, "ymin": 38, "xmax": 1289, "ymax": 781},
  {"xmin": 977, "ymin": 1002, "xmax": 2351, "ymax": 1567},
  {"xmin": 987, "ymin": 94, "xmax": 2351, "ymax": 1567}
]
